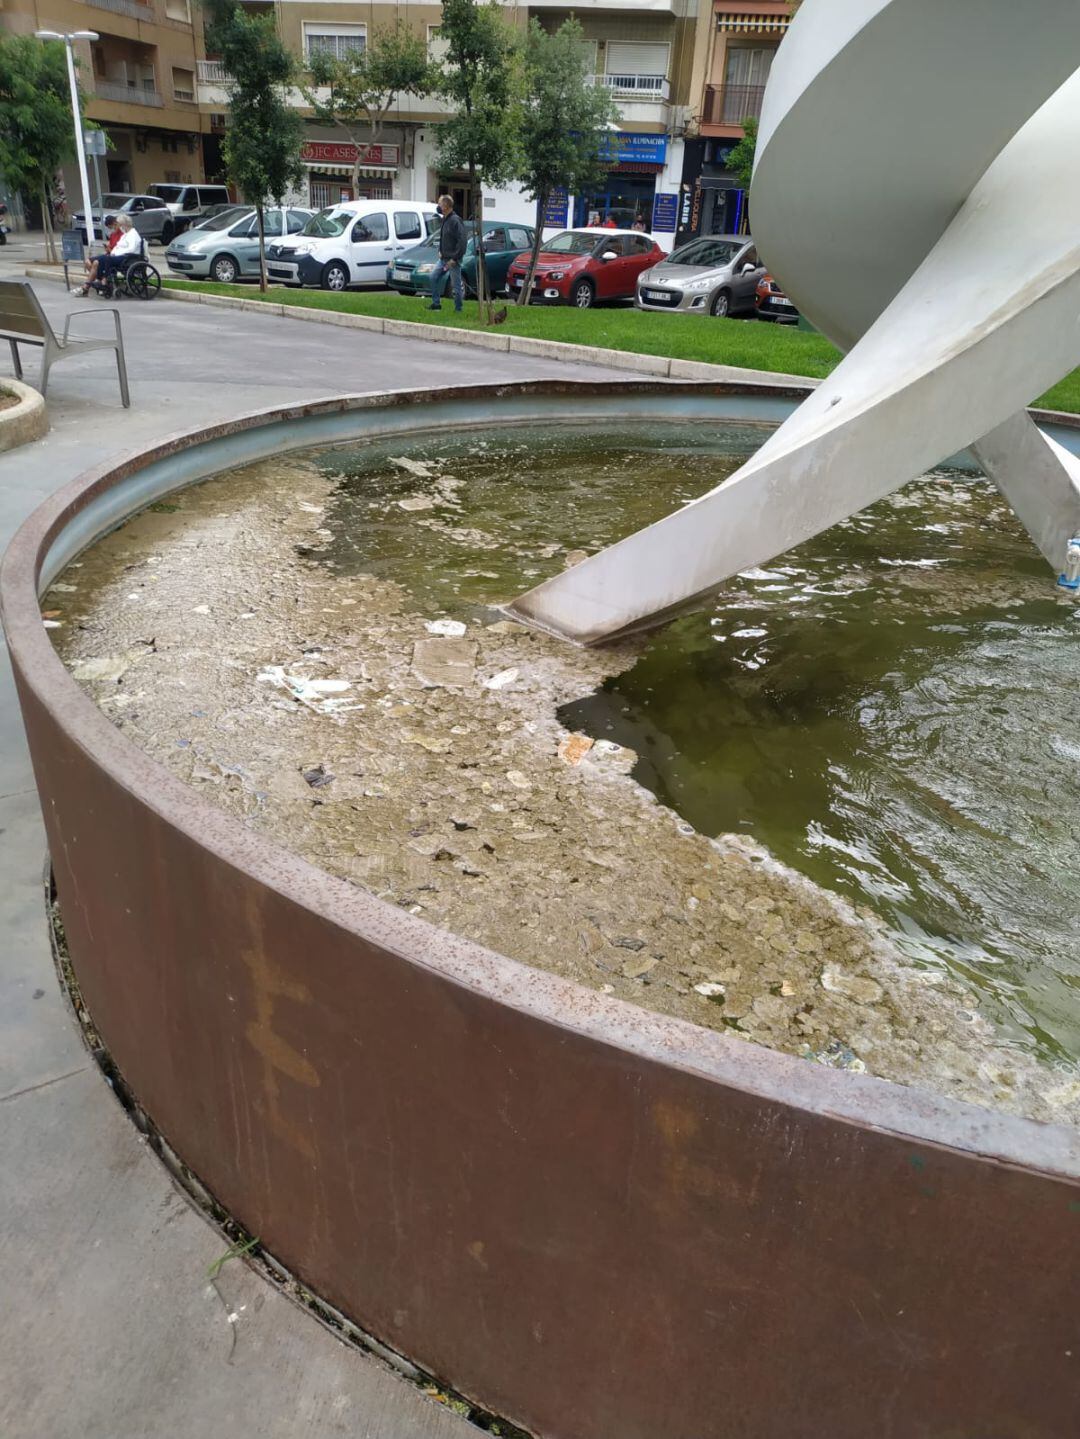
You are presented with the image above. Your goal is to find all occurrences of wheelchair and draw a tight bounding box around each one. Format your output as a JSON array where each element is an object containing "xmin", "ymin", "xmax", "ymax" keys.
[{"xmin": 91, "ymin": 254, "xmax": 162, "ymax": 301}]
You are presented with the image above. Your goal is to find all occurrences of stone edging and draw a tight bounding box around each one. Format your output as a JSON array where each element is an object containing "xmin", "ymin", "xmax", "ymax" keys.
[
  {"xmin": 23, "ymin": 264, "xmax": 817, "ymax": 390},
  {"xmin": 0, "ymin": 376, "xmax": 49, "ymax": 453}
]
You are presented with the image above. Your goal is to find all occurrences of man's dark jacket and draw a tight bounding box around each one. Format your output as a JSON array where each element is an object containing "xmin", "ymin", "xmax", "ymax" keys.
[{"xmin": 438, "ymin": 210, "xmax": 468, "ymax": 262}]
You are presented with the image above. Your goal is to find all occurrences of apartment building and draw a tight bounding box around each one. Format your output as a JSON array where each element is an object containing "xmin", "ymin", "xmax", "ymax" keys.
[
  {"xmin": 677, "ymin": 0, "xmax": 795, "ymax": 240},
  {"xmin": 1, "ymin": 0, "xmax": 207, "ymax": 203},
  {"xmin": 196, "ymin": 0, "xmax": 702, "ymax": 237}
]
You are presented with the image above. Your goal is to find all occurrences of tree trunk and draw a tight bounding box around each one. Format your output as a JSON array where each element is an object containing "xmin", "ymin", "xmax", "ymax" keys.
[
  {"xmin": 256, "ymin": 201, "xmax": 267, "ymax": 293},
  {"xmin": 518, "ymin": 189, "xmax": 548, "ymax": 308},
  {"xmin": 41, "ymin": 183, "xmax": 57, "ymax": 265},
  {"xmin": 468, "ymin": 160, "xmax": 489, "ymax": 322}
]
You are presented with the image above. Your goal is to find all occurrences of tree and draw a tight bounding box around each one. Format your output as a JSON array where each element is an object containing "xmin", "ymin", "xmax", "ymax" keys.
[
  {"xmin": 515, "ymin": 18, "xmax": 620, "ymax": 306},
  {"xmin": 301, "ymin": 23, "xmax": 432, "ymax": 198},
  {"xmin": 727, "ymin": 117, "xmax": 757, "ymax": 229},
  {"xmin": 203, "ymin": 2, "xmax": 303, "ymax": 291},
  {"xmin": 0, "ymin": 35, "xmax": 81, "ymax": 262},
  {"xmin": 434, "ymin": 0, "xmax": 521, "ymax": 320}
]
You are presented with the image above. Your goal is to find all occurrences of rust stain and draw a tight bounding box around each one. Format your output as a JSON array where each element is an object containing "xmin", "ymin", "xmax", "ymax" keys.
[{"xmin": 241, "ymin": 941, "xmax": 320, "ymax": 1163}]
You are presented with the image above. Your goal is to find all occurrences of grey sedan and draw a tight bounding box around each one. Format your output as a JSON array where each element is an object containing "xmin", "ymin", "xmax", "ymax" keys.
[
  {"xmin": 635, "ymin": 236, "xmax": 764, "ymax": 317},
  {"xmin": 164, "ymin": 206, "xmax": 314, "ymax": 283},
  {"xmin": 70, "ymin": 193, "xmax": 173, "ymax": 246}
]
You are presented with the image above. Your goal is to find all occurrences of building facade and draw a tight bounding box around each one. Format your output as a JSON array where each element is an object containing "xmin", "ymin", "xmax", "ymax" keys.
[{"xmin": 1, "ymin": 0, "xmax": 207, "ymax": 207}]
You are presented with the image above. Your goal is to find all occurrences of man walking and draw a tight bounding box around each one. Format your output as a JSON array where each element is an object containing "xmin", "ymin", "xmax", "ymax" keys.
[{"xmin": 427, "ymin": 194, "xmax": 467, "ymax": 312}]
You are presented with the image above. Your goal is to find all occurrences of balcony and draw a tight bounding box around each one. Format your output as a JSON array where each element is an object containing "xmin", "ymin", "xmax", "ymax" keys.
[
  {"xmin": 591, "ymin": 72, "xmax": 671, "ymax": 100},
  {"xmin": 93, "ymin": 79, "xmax": 164, "ymax": 107},
  {"xmin": 703, "ymin": 82, "xmax": 766, "ymax": 127},
  {"xmin": 85, "ymin": 0, "xmax": 154, "ymax": 18},
  {"xmin": 197, "ymin": 60, "xmax": 229, "ymax": 84}
]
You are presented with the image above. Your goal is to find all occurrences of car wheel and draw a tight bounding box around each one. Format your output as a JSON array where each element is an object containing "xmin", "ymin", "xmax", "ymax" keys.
[
  {"xmin": 210, "ymin": 253, "xmax": 239, "ymax": 284},
  {"xmin": 161, "ymin": 222, "xmax": 174, "ymax": 244},
  {"xmin": 571, "ymin": 279, "xmax": 595, "ymax": 309},
  {"xmin": 710, "ymin": 289, "xmax": 732, "ymax": 318},
  {"xmin": 321, "ymin": 261, "xmax": 349, "ymax": 292}
]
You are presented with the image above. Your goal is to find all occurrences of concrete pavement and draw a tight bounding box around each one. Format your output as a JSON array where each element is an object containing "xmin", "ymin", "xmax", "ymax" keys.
[{"xmin": 0, "ymin": 269, "xmax": 624, "ymax": 1438}]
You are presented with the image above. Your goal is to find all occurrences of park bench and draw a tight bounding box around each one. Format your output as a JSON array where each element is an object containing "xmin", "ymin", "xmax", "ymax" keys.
[{"xmin": 0, "ymin": 279, "xmax": 129, "ymax": 407}]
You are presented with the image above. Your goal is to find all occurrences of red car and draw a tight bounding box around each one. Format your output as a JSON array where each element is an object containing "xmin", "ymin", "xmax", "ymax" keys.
[
  {"xmin": 507, "ymin": 228, "xmax": 666, "ymax": 309},
  {"xmin": 755, "ymin": 271, "xmax": 801, "ymax": 324}
]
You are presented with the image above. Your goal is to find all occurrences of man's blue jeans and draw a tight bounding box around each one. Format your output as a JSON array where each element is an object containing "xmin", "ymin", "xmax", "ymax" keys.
[{"xmin": 429, "ymin": 257, "xmax": 464, "ymax": 310}]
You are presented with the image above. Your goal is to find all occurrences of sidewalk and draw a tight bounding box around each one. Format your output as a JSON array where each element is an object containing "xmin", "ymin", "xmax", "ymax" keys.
[{"xmin": 0, "ymin": 277, "xmax": 624, "ymax": 1438}]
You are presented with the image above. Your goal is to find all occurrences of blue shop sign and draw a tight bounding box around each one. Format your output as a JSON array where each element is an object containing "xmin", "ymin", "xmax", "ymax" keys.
[
  {"xmin": 652, "ymin": 193, "xmax": 678, "ymax": 232},
  {"xmin": 543, "ymin": 188, "xmax": 569, "ymax": 227},
  {"xmin": 598, "ymin": 132, "xmax": 668, "ymax": 166}
]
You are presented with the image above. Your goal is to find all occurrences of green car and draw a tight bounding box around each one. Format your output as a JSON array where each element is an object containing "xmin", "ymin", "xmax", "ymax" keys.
[{"xmin": 388, "ymin": 220, "xmax": 536, "ymax": 298}]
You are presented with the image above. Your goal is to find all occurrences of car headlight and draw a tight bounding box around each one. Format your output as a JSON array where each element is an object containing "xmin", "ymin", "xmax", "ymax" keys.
[
  {"xmin": 417, "ymin": 263, "xmax": 433, "ymax": 273},
  {"xmin": 548, "ymin": 270, "xmax": 566, "ymax": 281},
  {"xmin": 289, "ymin": 243, "xmax": 314, "ymax": 256},
  {"xmin": 683, "ymin": 276, "xmax": 715, "ymax": 291}
]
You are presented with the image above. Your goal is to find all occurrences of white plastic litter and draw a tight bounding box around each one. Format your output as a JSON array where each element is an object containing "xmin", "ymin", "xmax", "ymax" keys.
[
  {"xmin": 425, "ymin": 619, "xmax": 467, "ymax": 637},
  {"xmin": 256, "ymin": 666, "xmax": 361, "ymax": 715}
]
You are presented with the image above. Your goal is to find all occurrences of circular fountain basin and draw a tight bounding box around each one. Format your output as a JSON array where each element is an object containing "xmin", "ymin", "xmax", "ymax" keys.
[{"xmin": 3, "ymin": 381, "xmax": 1078, "ymax": 1438}]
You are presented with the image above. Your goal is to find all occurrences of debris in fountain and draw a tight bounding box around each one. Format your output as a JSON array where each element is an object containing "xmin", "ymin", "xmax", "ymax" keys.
[{"xmin": 44, "ymin": 449, "xmax": 1080, "ymax": 1130}]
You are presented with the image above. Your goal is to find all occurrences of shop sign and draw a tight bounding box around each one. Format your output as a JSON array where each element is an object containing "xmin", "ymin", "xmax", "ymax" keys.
[
  {"xmin": 652, "ymin": 192, "xmax": 678, "ymax": 232},
  {"xmin": 543, "ymin": 188, "xmax": 569, "ymax": 227},
  {"xmin": 597, "ymin": 132, "xmax": 668, "ymax": 166},
  {"xmin": 300, "ymin": 141, "xmax": 400, "ymax": 167}
]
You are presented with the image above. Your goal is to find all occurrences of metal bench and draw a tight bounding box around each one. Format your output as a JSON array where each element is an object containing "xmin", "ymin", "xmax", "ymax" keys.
[{"xmin": 0, "ymin": 279, "xmax": 130, "ymax": 407}]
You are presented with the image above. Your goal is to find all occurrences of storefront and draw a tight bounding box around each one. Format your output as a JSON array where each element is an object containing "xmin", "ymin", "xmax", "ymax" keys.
[
  {"xmin": 675, "ymin": 137, "xmax": 746, "ymax": 247},
  {"xmin": 573, "ymin": 132, "xmax": 668, "ymax": 229},
  {"xmin": 300, "ymin": 141, "xmax": 399, "ymax": 209}
]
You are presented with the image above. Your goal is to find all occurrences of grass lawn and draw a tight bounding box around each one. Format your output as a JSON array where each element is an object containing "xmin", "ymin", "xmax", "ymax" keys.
[{"xmin": 163, "ymin": 278, "xmax": 1080, "ymax": 412}]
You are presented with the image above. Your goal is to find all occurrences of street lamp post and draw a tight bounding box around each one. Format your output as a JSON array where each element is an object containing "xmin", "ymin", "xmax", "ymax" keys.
[{"xmin": 34, "ymin": 30, "xmax": 99, "ymax": 248}]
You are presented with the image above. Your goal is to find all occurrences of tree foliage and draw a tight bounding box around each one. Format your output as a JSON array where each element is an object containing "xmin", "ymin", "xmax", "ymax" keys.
[
  {"xmin": 0, "ymin": 35, "xmax": 81, "ymax": 259},
  {"xmin": 434, "ymin": 0, "xmax": 521, "ymax": 317},
  {"xmin": 727, "ymin": 117, "xmax": 758, "ymax": 192},
  {"xmin": 302, "ymin": 23, "xmax": 431, "ymax": 195},
  {"xmin": 203, "ymin": 1, "xmax": 303, "ymax": 289},
  {"xmin": 515, "ymin": 18, "xmax": 619, "ymax": 305}
]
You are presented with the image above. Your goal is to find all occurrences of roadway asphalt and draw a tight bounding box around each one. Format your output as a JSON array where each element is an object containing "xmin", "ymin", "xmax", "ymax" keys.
[{"xmin": 0, "ymin": 249, "xmax": 623, "ymax": 1439}]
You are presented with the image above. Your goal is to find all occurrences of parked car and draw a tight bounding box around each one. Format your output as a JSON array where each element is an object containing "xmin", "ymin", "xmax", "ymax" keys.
[
  {"xmin": 635, "ymin": 235, "xmax": 763, "ymax": 318},
  {"xmin": 506, "ymin": 228, "xmax": 666, "ymax": 308},
  {"xmin": 147, "ymin": 183, "xmax": 232, "ymax": 236},
  {"xmin": 70, "ymin": 193, "xmax": 173, "ymax": 246},
  {"xmin": 265, "ymin": 201, "xmax": 440, "ymax": 290},
  {"xmin": 388, "ymin": 220, "xmax": 536, "ymax": 298},
  {"xmin": 756, "ymin": 272, "xmax": 801, "ymax": 324},
  {"xmin": 164, "ymin": 206, "xmax": 315, "ymax": 283}
]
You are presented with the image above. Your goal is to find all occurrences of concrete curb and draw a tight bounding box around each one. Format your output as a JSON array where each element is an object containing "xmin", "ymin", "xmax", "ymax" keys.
[
  {"xmin": 22, "ymin": 265, "xmax": 819, "ymax": 389},
  {"xmin": 0, "ymin": 376, "xmax": 49, "ymax": 453}
]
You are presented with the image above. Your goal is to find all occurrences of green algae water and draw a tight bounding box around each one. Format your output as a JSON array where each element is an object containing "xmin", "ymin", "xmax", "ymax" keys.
[{"xmin": 311, "ymin": 422, "xmax": 1080, "ymax": 1064}]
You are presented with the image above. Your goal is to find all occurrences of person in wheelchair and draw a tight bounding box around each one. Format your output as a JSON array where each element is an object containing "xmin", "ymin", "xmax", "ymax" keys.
[{"xmin": 94, "ymin": 214, "xmax": 145, "ymax": 294}]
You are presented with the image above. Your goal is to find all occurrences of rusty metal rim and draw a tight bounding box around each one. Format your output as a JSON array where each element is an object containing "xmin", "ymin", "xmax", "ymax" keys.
[{"xmin": 3, "ymin": 377, "xmax": 1077, "ymax": 1180}]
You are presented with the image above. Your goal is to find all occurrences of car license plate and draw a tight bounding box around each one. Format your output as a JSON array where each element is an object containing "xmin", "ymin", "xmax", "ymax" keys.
[
  {"xmin": 774, "ymin": 296, "xmax": 795, "ymax": 308},
  {"xmin": 512, "ymin": 277, "xmax": 523, "ymax": 287},
  {"xmin": 643, "ymin": 289, "xmax": 668, "ymax": 301},
  {"xmin": 393, "ymin": 267, "xmax": 409, "ymax": 279}
]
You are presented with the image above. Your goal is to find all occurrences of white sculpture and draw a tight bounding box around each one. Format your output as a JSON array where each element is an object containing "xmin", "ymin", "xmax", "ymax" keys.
[{"xmin": 508, "ymin": 0, "xmax": 1080, "ymax": 644}]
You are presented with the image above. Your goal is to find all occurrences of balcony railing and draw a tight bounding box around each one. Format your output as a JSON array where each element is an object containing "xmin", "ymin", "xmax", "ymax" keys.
[
  {"xmin": 93, "ymin": 80, "xmax": 164, "ymax": 108},
  {"xmin": 703, "ymin": 82, "xmax": 767, "ymax": 125},
  {"xmin": 197, "ymin": 60, "xmax": 230, "ymax": 84},
  {"xmin": 590, "ymin": 72, "xmax": 671, "ymax": 100},
  {"xmin": 85, "ymin": 0, "xmax": 154, "ymax": 18}
]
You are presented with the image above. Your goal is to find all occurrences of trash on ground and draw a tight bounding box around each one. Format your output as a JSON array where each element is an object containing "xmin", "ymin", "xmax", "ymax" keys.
[
  {"xmin": 398, "ymin": 496, "xmax": 435, "ymax": 512},
  {"xmin": 694, "ymin": 981, "xmax": 726, "ymax": 999},
  {"xmin": 484, "ymin": 667, "xmax": 518, "ymax": 690},
  {"xmin": 257, "ymin": 666, "xmax": 361, "ymax": 715},
  {"xmin": 302, "ymin": 765, "xmax": 334, "ymax": 788},
  {"xmin": 558, "ymin": 733, "xmax": 594, "ymax": 766},
  {"xmin": 802, "ymin": 1039, "xmax": 867, "ymax": 1073},
  {"xmin": 425, "ymin": 619, "xmax": 467, "ymax": 637}
]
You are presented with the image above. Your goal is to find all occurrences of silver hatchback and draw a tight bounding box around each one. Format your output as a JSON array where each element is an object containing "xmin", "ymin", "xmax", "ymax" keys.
[{"xmin": 635, "ymin": 236, "xmax": 764, "ymax": 318}]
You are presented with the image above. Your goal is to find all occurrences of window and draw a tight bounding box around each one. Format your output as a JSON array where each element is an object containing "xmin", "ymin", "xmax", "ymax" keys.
[
  {"xmin": 304, "ymin": 23, "xmax": 366, "ymax": 62},
  {"xmin": 427, "ymin": 25, "xmax": 448, "ymax": 63},
  {"xmin": 394, "ymin": 210, "xmax": 422, "ymax": 240},
  {"xmin": 197, "ymin": 187, "xmax": 230, "ymax": 206},
  {"xmin": 351, "ymin": 213, "xmax": 388, "ymax": 242},
  {"xmin": 286, "ymin": 210, "xmax": 309, "ymax": 233},
  {"xmin": 229, "ymin": 214, "xmax": 259, "ymax": 237},
  {"xmin": 628, "ymin": 235, "xmax": 652, "ymax": 255},
  {"xmin": 508, "ymin": 227, "xmax": 532, "ymax": 251},
  {"xmin": 425, "ymin": 213, "xmax": 442, "ymax": 237},
  {"xmin": 171, "ymin": 66, "xmax": 195, "ymax": 101},
  {"xmin": 165, "ymin": 0, "xmax": 190, "ymax": 19},
  {"xmin": 604, "ymin": 41, "xmax": 670, "ymax": 92},
  {"xmin": 481, "ymin": 228, "xmax": 507, "ymax": 251}
]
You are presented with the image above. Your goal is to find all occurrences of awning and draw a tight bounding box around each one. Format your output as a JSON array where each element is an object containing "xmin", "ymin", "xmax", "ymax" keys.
[
  {"xmin": 607, "ymin": 162, "xmax": 664, "ymax": 175},
  {"xmin": 716, "ymin": 13, "xmax": 790, "ymax": 33},
  {"xmin": 301, "ymin": 161, "xmax": 397, "ymax": 176}
]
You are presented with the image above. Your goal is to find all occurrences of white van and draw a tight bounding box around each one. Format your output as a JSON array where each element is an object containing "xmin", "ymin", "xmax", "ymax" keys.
[
  {"xmin": 147, "ymin": 183, "xmax": 232, "ymax": 234},
  {"xmin": 264, "ymin": 199, "xmax": 439, "ymax": 290}
]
